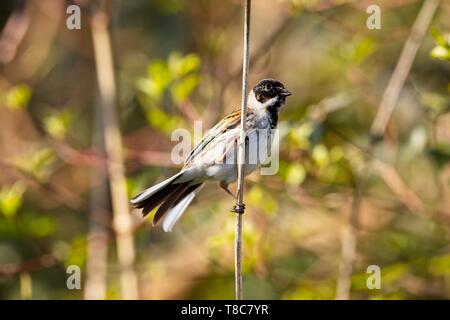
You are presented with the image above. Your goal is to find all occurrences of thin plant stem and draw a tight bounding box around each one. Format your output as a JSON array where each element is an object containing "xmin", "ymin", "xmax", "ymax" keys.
[
  {"xmin": 84, "ymin": 104, "xmax": 109, "ymax": 300},
  {"xmin": 91, "ymin": 8, "xmax": 139, "ymax": 300},
  {"xmin": 370, "ymin": 0, "xmax": 442, "ymax": 139},
  {"xmin": 234, "ymin": 0, "xmax": 251, "ymax": 301}
]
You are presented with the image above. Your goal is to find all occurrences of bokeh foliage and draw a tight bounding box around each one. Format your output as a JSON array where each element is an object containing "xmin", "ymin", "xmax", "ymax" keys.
[{"xmin": 0, "ymin": 0, "xmax": 449, "ymax": 299}]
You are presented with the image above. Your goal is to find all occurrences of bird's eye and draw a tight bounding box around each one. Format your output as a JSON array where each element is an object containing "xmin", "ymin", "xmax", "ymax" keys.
[{"xmin": 264, "ymin": 84, "xmax": 271, "ymax": 92}]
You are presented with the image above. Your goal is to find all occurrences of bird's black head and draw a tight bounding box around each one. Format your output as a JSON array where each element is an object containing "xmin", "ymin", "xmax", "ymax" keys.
[{"xmin": 252, "ymin": 79, "xmax": 292, "ymax": 107}]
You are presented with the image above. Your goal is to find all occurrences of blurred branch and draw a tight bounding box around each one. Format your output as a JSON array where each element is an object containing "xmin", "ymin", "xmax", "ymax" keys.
[
  {"xmin": 0, "ymin": 0, "xmax": 29, "ymax": 64},
  {"xmin": 372, "ymin": 159, "xmax": 424, "ymax": 213},
  {"xmin": 52, "ymin": 140, "xmax": 173, "ymax": 168},
  {"xmin": 336, "ymin": 185, "xmax": 361, "ymax": 300},
  {"xmin": 336, "ymin": 0, "xmax": 441, "ymax": 300},
  {"xmin": 50, "ymin": 140, "xmax": 106, "ymax": 167},
  {"xmin": 125, "ymin": 149, "xmax": 174, "ymax": 168},
  {"xmin": 206, "ymin": 13, "xmax": 293, "ymax": 126},
  {"xmin": 330, "ymin": 128, "xmax": 450, "ymax": 223},
  {"xmin": 0, "ymin": 158, "xmax": 85, "ymax": 211},
  {"xmin": 309, "ymin": 91, "xmax": 358, "ymax": 122},
  {"xmin": 224, "ymin": 15, "xmax": 293, "ymax": 87},
  {"xmin": 211, "ymin": 0, "xmax": 355, "ymax": 126},
  {"xmin": 91, "ymin": 6, "xmax": 138, "ymax": 300},
  {"xmin": 84, "ymin": 107, "xmax": 109, "ymax": 300},
  {"xmin": 2, "ymin": 0, "xmax": 64, "ymax": 81},
  {"xmin": 370, "ymin": 0, "xmax": 441, "ymax": 140},
  {"xmin": 0, "ymin": 254, "xmax": 58, "ymax": 277}
]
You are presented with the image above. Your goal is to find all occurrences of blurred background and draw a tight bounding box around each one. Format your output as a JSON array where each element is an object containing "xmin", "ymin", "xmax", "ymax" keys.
[{"xmin": 0, "ymin": 0, "xmax": 449, "ymax": 300}]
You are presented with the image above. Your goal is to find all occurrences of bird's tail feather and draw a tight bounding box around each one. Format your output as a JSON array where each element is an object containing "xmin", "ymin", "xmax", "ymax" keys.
[
  {"xmin": 130, "ymin": 172, "xmax": 184, "ymax": 217},
  {"xmin": 130, "ymin": 172, "xmax": 203, "ymax": 231},
  {"xmin": 161, "ymin": 183, "xmax": 204, "ymax": 232},
  {"xmin": 152, "ymin": 183, "xmax": 191, "ymax": 225}
]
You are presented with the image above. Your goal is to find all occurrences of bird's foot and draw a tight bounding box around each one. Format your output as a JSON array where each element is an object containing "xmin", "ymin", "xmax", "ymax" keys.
[{"xmin": 231, "ymin": 203, "xmax": 245, "ymax": 214}]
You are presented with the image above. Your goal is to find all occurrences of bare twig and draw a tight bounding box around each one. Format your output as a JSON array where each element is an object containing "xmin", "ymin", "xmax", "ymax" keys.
[
  {"xmin": 372, "ymin": 159, "xmax": 424, "ymax": 213},
  {"xmin": 0, "ymin": 158, "xmax": 85, "ymax": 211},
  {"xmin": 329, "ymin": 127, "xmax": 450, "ymax": 224},
  {"xmin": 91, "ymin": 8, "xmax": 138, "ymax": 300},
  {"xmin": 370, "ymin": 0, "xmax": 441, "ymax": 139},
  {"xmin": 336, "ymin": 0, "xmax": 441, "ymax": 300},
  {"xmin": 223, "ymin": 15, "xmax": 292, "ymax": 88},
  {"xmin": 233, "ymin": 0, "xmax": 251, "ymax": 301},
  {"xmin": 0, "ymin": 254, "xmax": 58, "ymax": 277},
  {"xmin": 336, "ymin": 185, "xmax": 361, "ymax": 300},
  {"xmin": 205, "ymin": 14, "xmax": 293, "ymax": 127},
  {"xmin": 84, "ymin": 106, "xmax": 109, "ymax": 300},
  {"xmin": 0, "ymin": 0, "xmax": 30, "ymax": 64}
]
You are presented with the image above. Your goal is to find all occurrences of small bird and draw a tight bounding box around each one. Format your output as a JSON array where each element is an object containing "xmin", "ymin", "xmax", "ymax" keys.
[{"xmin": 131, "ymin": 79, "xmax": 291, "ymax": 231}]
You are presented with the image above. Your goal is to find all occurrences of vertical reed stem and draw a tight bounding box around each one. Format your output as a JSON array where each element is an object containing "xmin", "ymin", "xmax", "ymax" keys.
[
  {"xmin": 91, "ymin": 8, "xmax": 138, "ymax": 300},
  {"xmin": 234, "ymin": 0, "xmax": 251, "ymax": 301}
]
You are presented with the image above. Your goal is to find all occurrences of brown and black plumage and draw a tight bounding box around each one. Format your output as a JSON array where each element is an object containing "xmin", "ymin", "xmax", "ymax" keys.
[{"xmin": 130, "ymin": 79, "xmax": 291, "ymax": 231}]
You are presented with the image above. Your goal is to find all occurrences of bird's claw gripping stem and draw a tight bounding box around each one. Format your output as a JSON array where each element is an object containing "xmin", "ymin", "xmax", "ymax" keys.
[{"xmin": 231, "ymin": 203, "xmax": 245, "ymax": 214}]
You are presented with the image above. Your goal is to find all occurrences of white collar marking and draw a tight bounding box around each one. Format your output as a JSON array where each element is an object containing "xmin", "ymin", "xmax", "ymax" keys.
[{"xmin": 248, "ymin": 91, "xmax": 278, "ymax": 116}]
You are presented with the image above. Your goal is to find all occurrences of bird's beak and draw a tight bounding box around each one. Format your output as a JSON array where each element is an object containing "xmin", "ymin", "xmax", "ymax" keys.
[{"xmin": 280, "ymin": 88, "xmax": 292, "ymax": 96}]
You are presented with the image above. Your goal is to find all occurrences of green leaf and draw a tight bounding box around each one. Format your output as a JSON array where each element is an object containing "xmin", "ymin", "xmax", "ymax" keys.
[
  {"xmin": 171, "ymin": 74, "xmax": 200, "ymax": 103},
  {"xmin": 421, "ymin": 91, "xmax": 449, "ymax": 116},
  {"xmin": 24, "ymin": 214, "xmax": 56, "ymax": 238},
  {"xmin": 137, "ymin": 53, "xmax": 201, "ymax": 115},
  {"xmin": 290, "ymin": 121, "xmax": 314, "ymax": 149},
  {"xmin": 4, "ymin": 84, "xmax": 32, "ymax": 109},
  {"xmin": 65, "ymin": 236, "xmax": 87, "ymax": 268},
  {"xmin": 430, "ymin": 45, "xmax": 450, "ymax": 61},
  {"xmin": 168, "ymin": 53, "xmax": 200, "ymax": 78},
  {"xmin": 147, "ymin": 59, "xmax": 171, "ymax": 99},
  {"xmin": 431, "ymin": 28, "xmax": 449, "ymax": 47},
  {"xmin": 286, "ymin": 163, "xmax": 306, "ymax": 186},
  {"xmin": 351, "ymin": 37, "xmax": 376, "ymax": 64},
  {"xmin": 339, "ymin": 37, "xmax": 376, "ymax": 65},
  {"xmin": 312, "ymin": 144, "xmax": 330, "ymax": 168},
  {"xmin": 136, "ymin": 78, "xmax": 159, "ymax": 100},
  {"xmin": 429, "ymin": 254, "xmax": 450, "ymax": 276},
  {"xmin": 247, "ymin": 186, "xmax": 278, "ymax": 216},
  {"xmin": 43, "ymin": 109, "xmax": 73, "ymax": 139},
  {"xmin": 13, "ymin": 148, "xmax": 56, "ymax": 181},
  {"xmin": 0, "ymin": 182, "xmax": 26, "ymax": 218},
  {"xmin": 145, "ymin": 105, "xmax": 179, "ymax": 134},
  {"xmin": 430, "ymin": 28, "xmax": 450, "ymax": 61},
  {"xmin": 381, "ymin": 263, "xmax": 410, "ymax": 286},
  {"xmin": 330, "ymin": 146, "xmax": 344, "ymax": 162}
]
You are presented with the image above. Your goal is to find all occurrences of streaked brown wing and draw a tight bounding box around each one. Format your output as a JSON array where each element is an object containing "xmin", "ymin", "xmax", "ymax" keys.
[{"xmin": 183, "ymin": 109, "xmax": 241, "ymax": 167}]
